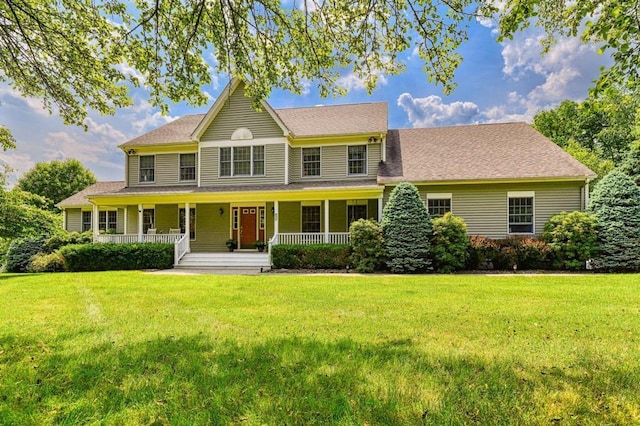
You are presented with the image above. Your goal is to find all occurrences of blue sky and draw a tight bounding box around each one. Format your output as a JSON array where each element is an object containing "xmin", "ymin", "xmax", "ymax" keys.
[{"xmin": 0, "ymin": 16, "xmax": 610, "ymax": 184}]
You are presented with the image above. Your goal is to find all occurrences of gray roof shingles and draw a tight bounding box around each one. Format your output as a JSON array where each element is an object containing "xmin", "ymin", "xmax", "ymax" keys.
[
  {"xmin": 57, "ymin": 181, "xmax": 126, "ymax": 207},
  {"xmin": 378, "ymin": 123, "xmax": 596, "ymax": 183}
]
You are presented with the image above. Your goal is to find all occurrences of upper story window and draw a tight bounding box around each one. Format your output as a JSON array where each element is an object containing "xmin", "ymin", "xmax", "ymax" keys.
[
  {"xmin": 219, "ymin": 146, "xmax": 265, "ymax": 177},
  {"xmin": 348, "ymin": 145, "xmax": 367, "ymax": 175},
  {"xmin": 508, "ymin": 192, "xmax": 534, "ymax": 234},
  {"xmin": 139, "ymin": 155, "xmax": 155, "ymax": 183},
  {"xmin": 427, "ymin": 194, "xmax": 452, "ymax": 218},
  {"xmin": 179, "ymin": 153, "xmax": 196, "ymax": 181},
  {"xmin": 302, "ymin": 147, "xmax": 321, "ymax": 177}
]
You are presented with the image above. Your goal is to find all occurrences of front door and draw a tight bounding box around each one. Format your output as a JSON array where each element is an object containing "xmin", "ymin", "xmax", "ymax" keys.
[{"xmin": 239, "ymin": 207, "xmax": 257, "ymax": 248}]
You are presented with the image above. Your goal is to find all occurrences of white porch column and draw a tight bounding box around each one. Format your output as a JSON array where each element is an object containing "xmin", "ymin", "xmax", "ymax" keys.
[
  {"xmin": 273, "ymin": 201, "xmax": 279, "ymax": 242},
  {"xmin": 92, "ymin": 203, "xmax": 99, "ymax": 240},
  {"xmin": 137, "ymin": 203, "xmax": 143, "ymax": 241},
  {"xmin": 62, "ymin": 210, "xmax": 67, "ymax": 232},
  {"xmin": 324, "ymin": 199, "xmax": 330, "ymax": 243},
  {"xmin": 185, "ymin": 202, "xmax": 191, "ymax": 253},
  {"xmin": 378, "ymin": 197, "xmax": 384, "ymax": 222},
  {"xmin": 124, "ymin": 207, "xmax": 128, "ymax": 234},
  {"xmin": 584, "ymin": 180, "xmax": 590, "ymax": 210}
]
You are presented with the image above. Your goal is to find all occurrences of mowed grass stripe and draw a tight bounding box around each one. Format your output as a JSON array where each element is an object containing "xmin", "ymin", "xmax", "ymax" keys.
[{"xmin": 0, "ymin": 272, "xmax": 638, "ymax": 424}]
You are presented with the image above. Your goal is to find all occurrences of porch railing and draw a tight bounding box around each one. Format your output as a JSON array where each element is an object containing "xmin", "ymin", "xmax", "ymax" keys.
[
  {"xmin": 95, "ymin": 234, "xmax": 183, "ymax": 244},
  {"xmin": 174, "ymin": 233, "xmax": 189, "ymax": 265},
  {"xmin": 270, "ymin": 232, "xmax": 350, "ymax": 246}
]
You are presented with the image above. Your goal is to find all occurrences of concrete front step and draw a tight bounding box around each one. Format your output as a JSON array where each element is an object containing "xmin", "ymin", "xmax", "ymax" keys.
[{"xmin": 176, "ymin": 252, "xmax": 270, "ymax": 269}]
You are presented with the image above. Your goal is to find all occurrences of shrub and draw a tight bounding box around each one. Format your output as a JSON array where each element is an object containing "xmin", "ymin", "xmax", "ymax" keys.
[
  {"xmin": 542, "ymin": 211, "xmax": 599, "ymax": 270},
  {"xmin": 60, "ymin": 243, "xmax": 174, "ymax": 271},
  {"xmin": 42, "ymin": 230, "xmax": 93, "ymax": 254},
  {"xmin": 28, "ymin": 251, "xmax": 67, "ymax": 273},
  {"xmin": 381, "ymin": 182, "xmax": 432, "ymax": 273},
  {"xmin": 271, "ymin": 244, "xmax": 351, "ymax": 269},
  {"xmin": 587, "ymin": 170, "xmax": 640, "ymax": 271},
  {"xmin": 5, "ymin": 237, "xmax": 45, "ymax": 273},
  {"xmin": 430, "ymin": 213, "xmax": 469, "ymax": 273},
  {"xmin": 349, "ymin": 219, "xmax": 385, "ymax": 273},
  {"xmin": 467, "ymin": 236, "xmax": 499, "ymax": 270}
]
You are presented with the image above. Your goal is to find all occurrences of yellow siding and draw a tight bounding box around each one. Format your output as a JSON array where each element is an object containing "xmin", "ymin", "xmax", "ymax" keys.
[
  {"xmin": 201, "ymin": 85, "xmax": 283, "ymax": 141},
  {"xmin": 279, "ymin": 202, "xmax": 301, "ymax": 232},
  {"xmin": 289, "ymin": 143, "xmax": 381, "ymax": 183},
  {"xmin": 191, "ymin": 203, "xmax": 229, "ymax": 252},
  {"xmin": 66, "ymin": 209, "xmax": 82, "ymax": 232},
  {"xmin": 126, "ymin": 205, "xmax": 138, "ymax": 234},
  {"xmin": 200, "ymin": 144, "xmax": 285, "ymax": 186},
  {"xmin": 155, "ymin": 204, "xmax": 179, "ymax": 232},
  {"xmin": 116, "ymin": 208, "xmax": 125, "ymax": 234},
  {"xmin": 329, "ymin": 200, "xmax": 347, "ymax": 232}
]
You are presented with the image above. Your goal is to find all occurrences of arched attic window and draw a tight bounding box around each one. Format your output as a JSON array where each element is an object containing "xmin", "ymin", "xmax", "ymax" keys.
[{"xmin": 231, "ymin": 127, "xmax": 253, "ymax": 140}]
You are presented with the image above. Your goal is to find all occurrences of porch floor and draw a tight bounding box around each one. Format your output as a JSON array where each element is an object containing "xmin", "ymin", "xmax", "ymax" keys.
[{"xmin": 176, "ymin": 252, "xmax": 270, "ymax": 270}]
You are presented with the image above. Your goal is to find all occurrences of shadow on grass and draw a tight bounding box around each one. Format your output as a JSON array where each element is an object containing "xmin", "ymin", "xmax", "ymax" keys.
[{"xmin": 1, "ymin": 334, "xmax": 638, "ymax": 424}]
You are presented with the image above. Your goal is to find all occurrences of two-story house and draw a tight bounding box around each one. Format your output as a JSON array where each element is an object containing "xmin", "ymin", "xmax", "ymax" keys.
[{"xmin": 58, "ymin": 79, "xmax": 596, "ymax": 266}]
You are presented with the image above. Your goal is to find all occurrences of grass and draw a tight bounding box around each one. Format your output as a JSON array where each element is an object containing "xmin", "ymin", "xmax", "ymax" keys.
[{"xmin": 0, "ymin": 272, "xmax": 639, "ymax": 425}]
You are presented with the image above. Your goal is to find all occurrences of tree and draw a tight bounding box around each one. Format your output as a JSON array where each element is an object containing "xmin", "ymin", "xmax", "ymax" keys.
[
  {"xmin": 563, "ymin": 140, "xmax": 614, "ymax": 188},
  {"xmin": 587, "ymin": 170, "xmax": 640, "ymax": 272},
  {"xmin": 1, "ymin": 126, "xmax": 16, "ymax": 151},
  {"xmin": 0, "ymin": 187, "xmax": 61, "ymax": 239},
  {"xmin": 1, "ymin": 0, "xmax": 638, "ymax": 137},
  {"xmin": 381, "ymin": 182, "xmax": 432, "ymax": 273},
  {"xmin": 620, "ymin": 140, "xmax": 640, "ymax": 186},
  {"xmin": 17, "ymin": 159, "xmax": 96, "ymax": 210}
]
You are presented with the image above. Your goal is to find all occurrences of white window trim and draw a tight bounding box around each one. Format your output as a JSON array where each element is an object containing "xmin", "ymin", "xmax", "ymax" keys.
[
  {"xmin": 426, "ymin": 193, "xmax": 453, "ymax": 216},
  {"xmin": 219, "ymin": 145, "xmax": 266, "ymax": 178},
  {"xmin": 507, "ymin": 191, "xmax": 535, "ymax": 235},
  {"xmin": 301, "ymin": 146, "xmax": 322, "ymax": 178},
  {"xmin": 178, "ymin": 153, "xmax": 197, "ymax": 182},
  {"xmin": 346, "ymin": 145, "xmax": 368, "ymax": 176},
  {"xmin": 138, "ymin": 154, "xmax": 156, "ymax": 184}
]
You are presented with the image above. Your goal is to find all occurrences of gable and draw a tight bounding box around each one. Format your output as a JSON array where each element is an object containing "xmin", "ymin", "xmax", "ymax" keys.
[{"xmin": 200, "ymin": 83, "xmax": 286, "ymax": 142}]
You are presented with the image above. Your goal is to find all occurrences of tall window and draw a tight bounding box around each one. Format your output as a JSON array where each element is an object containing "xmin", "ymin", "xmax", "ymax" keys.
[
  {"xmin": 302, "ymin": 205, "xmax": 321, "ymax": 233},
  {"xmin": 347, "ymin": 201, "xmax": 367, "ymax": 225},
  {"xmin": 427, "ymin": 195, "xmax": 452, "ymax": 218},
  {"xmin": 259, "ymin": 207, "xmax": 265, "ymax": 230},
  {"xmin": 179, "ymin": 153, "xmax": 196, "ymax": 181},
  {"xmin": 179, "ymin": 208, "xmax": 196, "ymax": 240},
  {"xmin": 98, "ymin": 211, "xmax": 117, "ymax": 232},
  {"xmin": 82, "ymin": 211, "xmax": 92, "ymax": 232},
  {"xmin": 302, "ymin": 147, "xmax": 321, "ymax": 177},
  {"xmin": 348, "ymin": 145, "xmax": 367, "ymax": 175},
  {"xmin": 508, "ymin": 194, "xmax": 534, "ymax": 234},
  {"xmin": 143, "ymin": 209, "xmax": 155, "ymax": 234},
  {"xmin": 139, "ymin": 155, "xmax": 155, "ymax": 183},
  {"xmin": 219, "ymin": 146, "xmax": 265, "ymax": 176}
]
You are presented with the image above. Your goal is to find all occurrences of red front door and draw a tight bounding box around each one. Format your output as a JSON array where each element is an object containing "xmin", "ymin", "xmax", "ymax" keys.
[{"xmin": 239, "ymin": 207, "xmax": 257, "ymax": 248}]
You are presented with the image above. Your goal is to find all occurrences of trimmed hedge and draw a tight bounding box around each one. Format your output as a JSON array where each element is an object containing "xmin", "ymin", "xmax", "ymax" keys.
[
  {"xmin": 59, "ymin": 243, "xmax": 174, "ymax": 272},
  {"xmin": 28, "ymin": 252, "xmax": 67, "ymax": 273},
  {"xmin": 271, "ymin": 244, "xmax": 351, "ymax": 269},
  {"xmin": 467, "ymin": 236, "xmax": 551, "ymax": 270}
]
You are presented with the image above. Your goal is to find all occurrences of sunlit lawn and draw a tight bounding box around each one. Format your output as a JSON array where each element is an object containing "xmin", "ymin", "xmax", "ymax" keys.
[{"xmin": 0, "ymin": 272, "xmax": 639, "ymax": 424}]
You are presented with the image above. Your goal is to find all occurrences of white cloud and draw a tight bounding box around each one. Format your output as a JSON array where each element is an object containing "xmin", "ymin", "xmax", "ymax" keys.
[
  {"xmin": 397, "ymin": 93, "xmax": 480, "ymax": 127},
  {"xmin": 0, "ymin": 151, "xmax": 36, "ymax": 186},
  {"xmin": 338, "ymin": 71, "xmax": 388, "ymax": 92}
]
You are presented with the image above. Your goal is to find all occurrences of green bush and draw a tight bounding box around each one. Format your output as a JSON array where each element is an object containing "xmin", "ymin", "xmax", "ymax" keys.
[
  {"xmin": 542, "ymin": 211, "xmax": 599, "ymax": 270},
  {"xmin": 271, "ymin": 244, "xmax": 351, "ymax": 269},
  {"xmin": 587, "ymin": 170, "xmax": 640, "ymax": 271},
  {"xmin": 430, "ymin": 213, "xmax": 469, "ymax": 273},
  {"xmin": 5, "ymin": 237, "xmax": 46, "ymax": 272},
  {"xmin": 0, "ymin": 238, "xmax": 10, "ymax": 269},
  {"xmin": 381, "ymin": 182, "xmax": 432, "ymax": 273},
  {"xmin": 28, "ymin": 251, "xmax": 67, "ymax": 273},
  {"xmin": 467, "ymin": 236, "xmax": 551, "ymax": 270},
  {"xmin": 60, "ymin": 243, "xmax": 174, "ymax": 272},
  {"xmin": 42, "ymin": 230, "xmax": 93, "ymax": 254},
  {"xmin": 349, "ymin": 219, "xmax": 385, "ymax": 273}
]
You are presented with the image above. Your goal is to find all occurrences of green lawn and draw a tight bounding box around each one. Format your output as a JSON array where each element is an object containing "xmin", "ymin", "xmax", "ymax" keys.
[{"xmin": 1, "ymin": 272, "xmax": 639, "ymax": 425}]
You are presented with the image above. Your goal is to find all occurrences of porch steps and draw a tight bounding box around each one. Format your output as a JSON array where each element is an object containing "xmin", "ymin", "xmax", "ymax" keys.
[{"xmin": 175, "ymin": 252, "xmax": 271, "ymax": 271}]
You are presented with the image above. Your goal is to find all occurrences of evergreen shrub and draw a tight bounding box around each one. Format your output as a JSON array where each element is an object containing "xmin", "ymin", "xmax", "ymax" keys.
[
  {"xmin": 60, "ymin": 243, "xmax": 174, "ymax": 271},
  {"xmin": 28, "ymin": 252, "xmax": 67, "ymax": 273},
  {"xmin": 542, "ymin": 211, "xmax": 599, "ymax": 270},
  {"xmin": 349, "ymin": 219, "xmax": 385, "ymax": 273},
  {"xmin": 381, "ymin": 182, "xmax": 432, "ymax": 273},
  {"xmin": 5, "ymin": 237, "xmax": 46, "ymax": 272},
  {"xmin": 271, "ymin": 244, "xmax": 351, "ymax": 269},
  {"xmin": 587, "ymin": 170, "xmax": 640, "ymax": 271},
  {"xmin": 430, "ymin": 213, "xmax": 469, "ymax": 273}
]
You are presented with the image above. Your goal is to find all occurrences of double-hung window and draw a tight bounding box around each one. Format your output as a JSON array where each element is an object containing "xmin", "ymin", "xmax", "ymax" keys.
[
  {"xmin": 139, "ymin": 155, "xmax": 155, "ymax": 183},
  {"xmin": 302, "ymin": 205, "xmax": 321, "ymax": 233},
  {"xmin": 98, "ymin": 211, "xmax": 117, "ymax": 232},
  {"xmin": 143, "ymin": 208, "xmax": 155, "ymax": 234},
  {"xmin": 348, "ymin": 145, "xmax": 367, "ymax": 175},
  {"xmin": 179, "ymin": 153, "xmax": 196, "ymax": 181},
  {"xmin": 219, "ymin": 146, "xmax": 265, "ymax": 177},
  {"xmin": 81, "ymin": 211, "xmax": 92, "ymax": 232},
  {"xmin": 347, "ymin": 200, "xmax": 367, "ymax": 225},
  {"xmin": 179, "ymin": 208, "xmax": 196, "ymax": 240},
  {"xmin": 427, "ymin": 194, "xmax": 452, "ymax": 218},
  {"xmin": 302, "ymin": 147, "xmax": 321, "ymax": 177},
  {"xmin": 508, "ymin": 192, "xmax": 534, "ymax": 234}
]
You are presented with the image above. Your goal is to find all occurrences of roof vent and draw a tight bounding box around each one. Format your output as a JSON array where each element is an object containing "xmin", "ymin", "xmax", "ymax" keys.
[{"xmin": 231, "ymin": 127, "xmax": 253, "ymax": 140}]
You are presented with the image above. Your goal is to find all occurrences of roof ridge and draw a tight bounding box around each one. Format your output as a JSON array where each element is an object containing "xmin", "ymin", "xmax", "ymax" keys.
[
  {"xmin": 274, "ymin": 101, "xmax": 388, "ymax": 111},
  {"xmin": 392, "ymin": 122, "xmax": 528, "ymax": 132}
]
